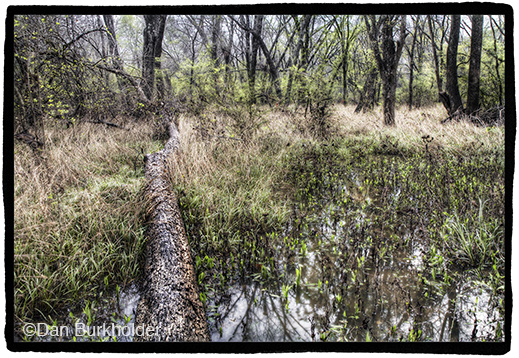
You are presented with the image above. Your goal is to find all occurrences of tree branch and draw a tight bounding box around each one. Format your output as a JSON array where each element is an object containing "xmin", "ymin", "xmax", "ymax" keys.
[{"xmin": 63, "ymin": 28, "xmax": 107, "ymax": 51}]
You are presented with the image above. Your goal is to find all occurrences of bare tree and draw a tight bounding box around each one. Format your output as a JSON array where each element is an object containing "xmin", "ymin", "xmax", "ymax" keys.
[
  {"xmin": 489, "ymin": 15, "xmax": 504, "ymax": 106},
  {"xmin": 426, "ymin": 15, "xmax": 445, "ymax": 97},
  {"xmin": 355, "ymin": 66, "xmax": 378, "ymax": 113},
  {"xmin": 249, "ymin": 15, "xmax": 264, "ymax": 104},
  {"xmin": 142, "ymin": 15, "xmax": 167, "ymax": 101},
  {"xmin": 284, "ymin": 15, "xmax": 312, "ymax": 105},
  {"xmin": 365, "ymin": 15, "xmax": 407, "ymax": 125},
  {"xmin": 406, "ymin": 15, "xmax": 421, "ymax": 110},
  {"xmin": 229, "ymin": 15, "xmax": 283, "ymax": 100}
]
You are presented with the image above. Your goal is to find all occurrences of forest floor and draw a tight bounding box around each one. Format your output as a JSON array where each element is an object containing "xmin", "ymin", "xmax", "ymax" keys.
[{"xmin": 13, "ymin": 104, "xmax": 506, "ymax": 342}]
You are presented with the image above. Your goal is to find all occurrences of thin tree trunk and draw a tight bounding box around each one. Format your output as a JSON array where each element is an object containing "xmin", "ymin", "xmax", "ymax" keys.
[
  {"xmin": 408, "ymin": 16, "xmax": 419, "ymax": 110},
  {"xmin": 285, "ymin": 15, "xmax": 311, "ymax": 105},
  {"xmin": 466, "ymin": 15, "xmax": 484, "ymax": 114},
  {"xmin": 446, "ymin": 15, "xmax": 463, "ymax": 114},
  {"xmin": 427, "ymin": 15, "xmax": 443, "ymax": 98},
  {"xmin": 189, "ymin": 30, "xmax": 198, "ymax": 95},
  {"xmin": 230, "ymin": 15, "xmax": 282, "ymax": 100},
  {"xmin": 489, "ymin": 16, "xmax": 504, "ymax": 106},
  {"xmin": 211, "ymin": 15, "xmax": 221, "ymax": 90}
]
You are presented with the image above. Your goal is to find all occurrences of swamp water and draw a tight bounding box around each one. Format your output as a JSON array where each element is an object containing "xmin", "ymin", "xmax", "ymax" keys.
[
  {"xmin": 18, "ymin": 284, "xmax": 141, "ymax": 342},
  {"xmin": 204, "ymin": 148, "xmax": 505, "ymax": 342}
]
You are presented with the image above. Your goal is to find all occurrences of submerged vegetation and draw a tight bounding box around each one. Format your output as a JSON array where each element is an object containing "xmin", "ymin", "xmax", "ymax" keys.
[{"xmin": 168, "ymin": 104, "xmax": 505, "ymax": 342}]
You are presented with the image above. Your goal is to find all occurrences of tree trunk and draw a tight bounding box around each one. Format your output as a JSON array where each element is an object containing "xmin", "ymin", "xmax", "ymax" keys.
[
  {"xmin": 103, "ymin": 15, "xmax": 131, "ymax": 100},
  {"xmin": 223, "ymin": 19, "xmax": 234, "ymax": 88},
  {"xmin": 407, "ymin": 16, "xmax": 419, "ymax": 110},
  {"xmin": 249, "ymin": 15, "xmax": 263, "ymax": 104},
  {"xmin": 211, "ymin": 15, "xmax": 221, "ymax": 90},
  {"xmin": 355, "ymin": 66, "xmax": 378, "ymax": 113},
  {"xmin": 154, "ymin": 16, "xmax": 168, "ymax": 100},
  {"xmin": 446, "ymin": 15, "xmax": 463, "ymax": 114},
  {"xmin": 189, "ymin": 29, "xmax": 198, "ymax": 95},
  {"xmin": 427, "ymin": 15, "xmax": 443, "ymax": 98},
  {"xmin": 285, "ymin": 15, "xmax": 312, "ymax": 105},
  {"xmin": 466, "ymin": 15, "xmax": 484, "ymax": 114},
  {"xmin": 230, "ymin": 15, "xmax": 282, "ymax": 100},
  {"xmin": 20, "ymin": 51, "xmax": 45, "ymax": 142},
  {"xmin": 97, "ymin": 15, "xmax": 110, "ymax": 86},
  {"xmin": 489, "ymin": 16, "xmax": 504, "ymax": 106},
  {"xmin": 142, "ymin": 15, "xmax": 167, "ymax": 101},
  {"xmin": 135, "ymin": 117, "xmax": 210, "ymax": 342},
  {"xmin": 365, "ymin": 15, "xmax": 407, "ymax": 126}
]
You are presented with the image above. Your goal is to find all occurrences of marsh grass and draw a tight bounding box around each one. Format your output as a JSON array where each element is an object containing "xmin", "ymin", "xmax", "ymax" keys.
[
  {"xmin": 14, "ymin": 119, "xmax": 160, "ymax": 331},
  {"xmin": 13, "ymin": 103, "xmax": 505, "ymax": 341},
  {"xmin": 441, "ymin": 199, "xmax": 504, "ymax": 269},
  {"xmin": 167, "ymin": 103, "xmax": 505, "ymax": 341},
  {"xmin": 167, "ymin": 111, "xmax": 302, "ymax": 269}
]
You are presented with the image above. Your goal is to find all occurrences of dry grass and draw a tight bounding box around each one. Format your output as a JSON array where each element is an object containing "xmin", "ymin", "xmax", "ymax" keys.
[
  {"xmin": 335, "ymin": 104, "xmax": 504, "ymax": 150},
  {"xmin": 14, "ymin": 118, "xmax": 161, "ymax": 325},
  {"xmin": 167, "ymin": 111, "xmax": 301, "ymax": 253},
  {"xmin": 165, "ymin": 102, "xmax": 504, "ymax": 261}
]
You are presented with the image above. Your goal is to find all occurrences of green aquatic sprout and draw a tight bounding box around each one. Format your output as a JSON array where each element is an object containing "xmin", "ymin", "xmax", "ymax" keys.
[
  {"xmin": 198, "ymin": 271, "xmax": 205, "ymax": 285},
  {"xmin": 282, "ymin": 283, "xmax": 291, "ymax": 300},
  {"xmin": 295, "ymin": 266, "xmax": 302, "ymax": 287},
  {"xmin": 83, "ymin": 301, "xmax": 94, "ymax": 327},
  {"xmin": 301, "ymin": 242, "xmax": 308, "ymax": 257},
  {"xmin": 366, "ymin": 330, "xmax": 372, "ymax": 342},
  {"xmin": 199, "ymin": 292, "xmax": 207, "ymax": 307},
  {"xmin": 115, "ymin": 284, "xmax": 120, "ymax": 304}
]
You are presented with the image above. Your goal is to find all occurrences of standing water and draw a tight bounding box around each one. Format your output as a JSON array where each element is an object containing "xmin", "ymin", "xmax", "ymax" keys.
[{"xmin": 204, "ymin": 150, "xmax": 504, "ymax": 342}]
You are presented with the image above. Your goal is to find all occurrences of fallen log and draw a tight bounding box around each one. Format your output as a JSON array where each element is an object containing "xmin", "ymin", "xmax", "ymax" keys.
[
  {"xmin": 134, "ymin": 118, "xmax": 210, "ymax": 342},
  {"xmin": 87, "ymin": 118, "xmax": 127, "ymax": 130},
  {"xmin": 440, "ymin": 105, "xmax": 505, "ymax": 126},
  {"xmin": 14, "ymin": 130, "xmax": 43, "ymax": 149}
]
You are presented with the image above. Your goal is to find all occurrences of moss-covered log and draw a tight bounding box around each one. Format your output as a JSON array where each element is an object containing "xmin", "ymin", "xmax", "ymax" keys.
[{"xmin": 134, "ymin": 120, "xmax": 210, "ymax": 342}]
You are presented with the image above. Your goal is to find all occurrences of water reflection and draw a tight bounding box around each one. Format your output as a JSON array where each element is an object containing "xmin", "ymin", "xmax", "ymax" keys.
[{"xmin": 208, "ymin": 165, "xmax": 503, "ymax": 342}]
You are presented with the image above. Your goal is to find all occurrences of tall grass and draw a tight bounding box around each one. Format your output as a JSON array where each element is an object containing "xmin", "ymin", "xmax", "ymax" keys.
[
  {"xmin": 14, "ymin": 119, "xmax": 160, "ymax": 328},
  {"xmin": 167, "ymin": 110, "xmax": 305, "ymax": 255},
  {"xmin": 335, "ymin": 105, "xmax": 504, "ymax": 152},
  {"xmin": 441, "ymin": 198, "xmax": 504, "ymax": 269}
]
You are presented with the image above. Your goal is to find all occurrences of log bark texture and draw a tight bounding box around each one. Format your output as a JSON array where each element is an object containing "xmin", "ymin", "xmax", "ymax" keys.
[{"xmin": 134, "ymin": 120, "xmax": 210, "ymax": 342}]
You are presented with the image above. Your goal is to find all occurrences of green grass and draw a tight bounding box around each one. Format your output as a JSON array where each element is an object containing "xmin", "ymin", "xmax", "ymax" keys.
[{"xmin": 440, "ymin": 200, "xmax": 504, "ymax": 269}]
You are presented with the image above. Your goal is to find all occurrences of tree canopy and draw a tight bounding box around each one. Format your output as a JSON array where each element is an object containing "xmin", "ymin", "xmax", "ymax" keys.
[{"xmin": 11, "ymin": 12, "xmax": 506, "ymax": 133}]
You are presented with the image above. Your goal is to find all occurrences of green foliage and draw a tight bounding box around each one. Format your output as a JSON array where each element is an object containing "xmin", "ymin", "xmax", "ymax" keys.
[{"xmin": 439, "ymin": 199, "xmax": 504, "ymax": 269}]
